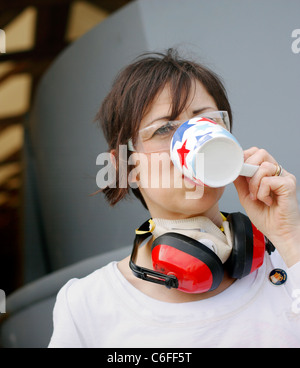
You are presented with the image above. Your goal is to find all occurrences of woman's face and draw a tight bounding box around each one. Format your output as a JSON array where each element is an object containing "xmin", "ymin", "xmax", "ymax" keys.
[{"xmin": 131, "ymin": 80, "xmax": 226, "ymax": 220}]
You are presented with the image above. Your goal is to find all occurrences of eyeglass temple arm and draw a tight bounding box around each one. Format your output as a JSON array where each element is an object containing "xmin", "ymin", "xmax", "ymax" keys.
[{"xmin": 127, "ymin": 139, "xmax": 135, "ymax": 151}]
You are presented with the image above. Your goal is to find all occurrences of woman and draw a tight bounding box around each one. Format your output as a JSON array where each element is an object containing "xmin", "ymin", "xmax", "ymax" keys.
[{"xmin": 49, "ymin": 49, "xmax": 300, "ymax": 348}]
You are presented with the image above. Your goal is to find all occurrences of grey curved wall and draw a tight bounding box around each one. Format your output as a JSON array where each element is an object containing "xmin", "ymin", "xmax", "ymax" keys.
[{"xmin": 25, "ymin": 2, "xmax": 150, "ymax": 278}]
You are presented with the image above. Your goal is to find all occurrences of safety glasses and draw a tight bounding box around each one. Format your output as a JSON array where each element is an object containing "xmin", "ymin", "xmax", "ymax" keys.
[{"xmin": 127, "ymin": 110, "xmax": 230, "ymax": 153}]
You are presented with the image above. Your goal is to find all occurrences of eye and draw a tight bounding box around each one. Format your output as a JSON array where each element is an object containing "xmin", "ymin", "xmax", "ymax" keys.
[{"xmin": 152, "ymin": 121, "xmax": 179, "ymax": 137}]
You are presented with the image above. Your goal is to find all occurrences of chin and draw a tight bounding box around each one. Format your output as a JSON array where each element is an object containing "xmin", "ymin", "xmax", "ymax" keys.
[{"xmin": 182, "ymin": 185, "xmax": 225, "ymax": 214}]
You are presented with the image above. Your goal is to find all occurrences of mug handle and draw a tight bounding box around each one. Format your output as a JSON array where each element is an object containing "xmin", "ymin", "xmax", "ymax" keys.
[{"xmin": 239, "ymin": 163, "xmax": 259, "ymax": 177}]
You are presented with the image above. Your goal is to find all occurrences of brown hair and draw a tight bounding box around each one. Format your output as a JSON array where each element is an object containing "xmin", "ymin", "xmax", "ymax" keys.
[{"xmin": 95, "ymin": 48, "xmax": 232, "ymax": 208}]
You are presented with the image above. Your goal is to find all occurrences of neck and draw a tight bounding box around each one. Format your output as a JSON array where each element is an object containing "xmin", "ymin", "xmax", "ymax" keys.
[
  {"xmin": 147, "ymin": 203, "xmax": 224, "ymax": 228},
  {"xmin": 201, "ymin": 206, "xmax": 224, "ymax": 228}
]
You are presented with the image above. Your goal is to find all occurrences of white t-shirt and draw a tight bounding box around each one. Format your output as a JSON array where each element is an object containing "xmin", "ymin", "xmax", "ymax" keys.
[{"xmin": 48, "ymin": 251, "xmax": 300, "ymax": 348}]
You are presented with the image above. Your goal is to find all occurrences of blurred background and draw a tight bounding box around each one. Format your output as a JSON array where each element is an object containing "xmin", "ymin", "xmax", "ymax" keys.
[{"xmin": 0, "ymin": 0, "xmax": 133, "ymax": 296}]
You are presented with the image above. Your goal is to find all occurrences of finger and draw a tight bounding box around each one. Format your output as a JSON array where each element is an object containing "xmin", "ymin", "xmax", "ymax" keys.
[
  {"xmin": 256, "ymin": 174, "xmax": 296, "ymax": 206},
  {"xmin": 248, "ymin": 162, "xmax": 279, "ymax": 200},
  {"xmin": 256, "ymin": 176, "xmax": 274, "ymax": 206},
  {"xmin": 244, "ymin": 148, "xmax": 277, "ymax": 166},
  {"xmin": 243, "ymin": 147, "xmax": 259, "ymax": 161}
]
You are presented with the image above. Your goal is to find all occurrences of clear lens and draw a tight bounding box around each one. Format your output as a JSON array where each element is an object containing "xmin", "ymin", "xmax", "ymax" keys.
[
  {"xmin": 201, "ymin": 111, "xmax": 230, "ymax": 131},
  {"xmin": 137, "ymin": 120, "xmax": 182, "ymax": 153},
  {"xmin": 129, "ymin": 110, "xmax": 230, "ymax": 153}
]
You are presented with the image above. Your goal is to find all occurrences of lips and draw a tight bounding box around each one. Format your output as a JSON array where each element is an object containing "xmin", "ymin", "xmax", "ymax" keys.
[{"xmin": 182, "ymin": 174, "xmax": 206, "ymax": 187}]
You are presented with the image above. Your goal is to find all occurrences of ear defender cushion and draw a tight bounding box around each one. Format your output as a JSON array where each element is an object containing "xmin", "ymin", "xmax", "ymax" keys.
[
  {"xmin": 225, "ymin": 212, "xmax": 266, "ymax": 279},
  {"xmin": 151, "ymin": 232, "xmax": 224, "ymax": 294}
]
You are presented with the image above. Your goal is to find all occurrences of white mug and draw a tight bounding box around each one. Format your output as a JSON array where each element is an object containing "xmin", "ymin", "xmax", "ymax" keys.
[{"xmin": 170, "ymin": 116, "xmax": 258, "ymax": 187}]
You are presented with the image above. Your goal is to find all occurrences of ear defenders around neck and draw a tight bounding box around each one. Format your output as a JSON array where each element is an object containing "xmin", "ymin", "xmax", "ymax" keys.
[
  {"xmin": 151, "ymin": 232, "xmax": 224, "ymax": 293},
  {"xmin": 129, "ymin": 212, "xmax": 275, "ymax": 294}
]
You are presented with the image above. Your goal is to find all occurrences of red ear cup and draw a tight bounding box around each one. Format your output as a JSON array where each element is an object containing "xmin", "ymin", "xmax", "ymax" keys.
[
  {"xmin": 151, "ymin": 233, "xmax": 224, "ymax": 294},
  {"xmin": 225, "ymin": 212, "xmax": 266, "ymax": 279}
]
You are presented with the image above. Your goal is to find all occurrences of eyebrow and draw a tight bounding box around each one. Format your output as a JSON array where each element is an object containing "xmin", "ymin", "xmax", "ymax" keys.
[
  {"xmin": 143, "ymin": 106, "xmax": 216, "ymax": 128},
  {"xmin": 192, "ymin": 107, "xmax": 216, "ymax": 115}
]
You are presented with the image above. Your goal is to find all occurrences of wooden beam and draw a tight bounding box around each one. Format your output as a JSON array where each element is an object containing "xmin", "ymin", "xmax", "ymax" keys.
[
  {"xmin": 0, "ymin": 191, "xmax": 21, "ymax": 209},
  {"xmin": 0, "ymin": 185, "xmax": 21, "ymax": 195},
  {"xmin": 34, "ymin": 3, "xmax": 71, "ymax": 47},
  {"xmin": 0, "ymin": 8, "xmax": 26, "ymax": 29},
  {"xmin": 0, "ymin": 0, "xmax": 130, "ymax": 12},
  {"xmin": 0, "ymin": 158, "xmax": 21, "ymax": 168},
  {"xmin": 88, "ymin": 0, "xmax": 133, "ymax": 13},
  {"xmin": 29, "ymin": 2, "xmax": 71, "ymax": 103},
  {"xmin": 0, "ymin": 62, "xmax": 30, "ymax": 84},
  {"xmin": 0, "ymin": 41, "xmax": 69, "ymax": 62},
  {"xmin": 0, "ymin": 163, "xmax": 21, "ymax": 187},
  {"xmin": 0, "ymin": 0, "xmax": 74, "ymax": 11},
  {"xmin": 0, "ymin": 146, "xmax": 22, "ymax": 166},
  {"xmin": 0, "ymin": 115, "xmax": 27, "ymax": 128}
]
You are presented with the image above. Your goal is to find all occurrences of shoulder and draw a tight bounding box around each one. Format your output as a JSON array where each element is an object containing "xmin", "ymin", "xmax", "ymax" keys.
[
  {"xmin": 49, "ymin": 262, "xmax": 119, "ymax": 348},
  {"xmin": 55, "ymin": 261, "xmax": 117, "ymax": 310}
]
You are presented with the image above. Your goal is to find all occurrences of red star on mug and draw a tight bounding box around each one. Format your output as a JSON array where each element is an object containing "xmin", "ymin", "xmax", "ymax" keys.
[{"xmin": 177, "ymin": 140, "xmax": 190, "ymax": 168}]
